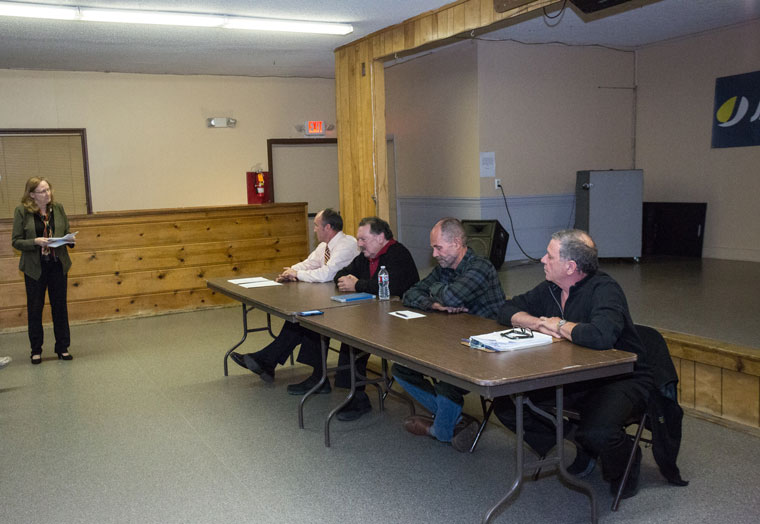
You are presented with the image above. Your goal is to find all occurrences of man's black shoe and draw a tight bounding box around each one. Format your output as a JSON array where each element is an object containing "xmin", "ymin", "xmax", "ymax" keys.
[
  {"xmin": 242, "ymin": 354, "xmax": 275, "ymax": 383},
  {"xmin": 336, "ymin": 392, "xmax": 372, "ymax": 421},
  {"xmin": 610, "ymin": 444, "xmax": 642, "ymax": 499},
  {"xmin": 229, "ymin": 352, "xmax": 249, "ymax": 370},
  {"xmin": 567, "ymin": 446, "xmax": 597, "ymax": 478},
  {"xmin": 287, "ymin": 375, "xmax": 331, "ymax": 395}
]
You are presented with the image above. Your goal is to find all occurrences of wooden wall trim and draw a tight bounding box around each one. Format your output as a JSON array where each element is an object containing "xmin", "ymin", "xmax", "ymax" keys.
[
  {"xmin": 334, "ymin": 0, "xmax": 553, "ymax": 232},
  {"xmin": 662, "ymin": 329, "xmax": 760, "ymax": 377},
  {"xmin": 335, "ymin": 0, "xmax": 554, "ymax": 54},
  {"xmin": 1, "ymin": 203, "xmax": 308, "ymax": 330},
  {"xmin": 661, "ymin": 328, "xmax": 760, "ymax": 430}
]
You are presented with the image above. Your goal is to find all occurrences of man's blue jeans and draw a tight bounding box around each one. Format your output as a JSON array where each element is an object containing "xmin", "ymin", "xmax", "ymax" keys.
[{"xmin": 392, "ymin": 363, "xmax": 468, "ymax": 442}]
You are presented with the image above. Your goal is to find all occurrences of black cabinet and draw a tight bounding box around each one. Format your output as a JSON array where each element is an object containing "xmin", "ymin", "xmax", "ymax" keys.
[{"xmin": 642, "ymin": 202, "xmax": 707, "ymax": 257}]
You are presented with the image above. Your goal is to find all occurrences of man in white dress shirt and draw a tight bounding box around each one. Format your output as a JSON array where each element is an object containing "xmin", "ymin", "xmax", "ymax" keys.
[{"xmin": 230, "ymin": 209, "xmax": 358, "ymax": 388}]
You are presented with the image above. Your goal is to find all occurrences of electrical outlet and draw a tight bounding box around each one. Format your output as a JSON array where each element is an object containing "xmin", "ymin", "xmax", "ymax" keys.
[{"xmin": 494, "ymin": 178, "xmax": 502, "ymax": 190}]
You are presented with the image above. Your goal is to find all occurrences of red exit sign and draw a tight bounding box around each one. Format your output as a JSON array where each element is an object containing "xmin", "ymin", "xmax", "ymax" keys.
[{"xmin": 305, "ymin": 120, "xmax": 325, "ymax": 136}]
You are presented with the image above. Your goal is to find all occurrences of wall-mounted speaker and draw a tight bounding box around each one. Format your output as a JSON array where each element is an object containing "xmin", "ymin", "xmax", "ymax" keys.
[
  {"xmin": 461, "ymin": 220, "xmax": 509, "ymax": 270},
  {"xmin": 569, "ymin": 0, "xmax": 633, "ymax": 13}
]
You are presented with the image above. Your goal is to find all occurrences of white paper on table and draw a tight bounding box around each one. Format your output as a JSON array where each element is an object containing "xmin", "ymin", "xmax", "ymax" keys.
[
  {"xmin": 388, "ymin": 310, "xmax": 425, "ymax": 319},
  {"xmin": 228, "ymin": 277, "xmax": 268, "ymax": 284},
  {"xmin": 240, "ymin": 280, "xmax": 282, "ymax": 288}
]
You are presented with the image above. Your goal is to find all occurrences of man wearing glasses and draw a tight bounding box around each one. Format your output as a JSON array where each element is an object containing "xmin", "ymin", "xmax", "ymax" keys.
[
  {"xmin": 229, "ymin": 208, "xmax": 358, "ymax": 384},
  {"xmin": 393, "ymin": 218, "xmax": 505, "ymax": 452},
  {"xmin": 494, "ymin": 229, "xmax": 653, "ymax": 499}
]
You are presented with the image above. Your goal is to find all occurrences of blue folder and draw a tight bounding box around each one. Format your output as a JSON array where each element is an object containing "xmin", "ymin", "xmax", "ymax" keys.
[{"xmin": 330, "ymin": 292, "xmax": 376, "ymax": 303}]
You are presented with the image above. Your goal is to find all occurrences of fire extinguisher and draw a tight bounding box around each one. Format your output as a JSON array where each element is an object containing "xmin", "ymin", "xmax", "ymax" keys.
[{"xmin": 246, "ymin": 171, "xmax": 272, "ymax": 204}]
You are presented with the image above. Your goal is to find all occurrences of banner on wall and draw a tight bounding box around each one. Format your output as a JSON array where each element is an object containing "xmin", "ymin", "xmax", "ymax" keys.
[{"xmin": 711, "ymin": 70, "xmax": 760, "ymax": 148}]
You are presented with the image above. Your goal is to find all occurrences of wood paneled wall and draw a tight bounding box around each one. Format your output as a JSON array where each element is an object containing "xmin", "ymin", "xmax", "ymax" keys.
[
  {"xmin": 334, "ymin": 0, "xmax": 554, "ymax": 231},
  {"xmin": 0, "ymin": 203, "xmax": 308, "ymax": 330},
  {"xmin": 663, "ymin": 330, "xmax": 760, "ymax": 430}
]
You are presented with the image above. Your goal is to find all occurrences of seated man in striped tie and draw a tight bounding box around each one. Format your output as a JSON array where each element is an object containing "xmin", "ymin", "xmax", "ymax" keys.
[{"xmin": 229, "ymin": 208, "xmax": 358, "ymax": 385}]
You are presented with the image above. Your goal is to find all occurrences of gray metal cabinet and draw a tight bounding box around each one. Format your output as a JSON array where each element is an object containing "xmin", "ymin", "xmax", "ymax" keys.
[{"xmin": 575, "ymin": 169, "xmax": 642, "ymax": 258}]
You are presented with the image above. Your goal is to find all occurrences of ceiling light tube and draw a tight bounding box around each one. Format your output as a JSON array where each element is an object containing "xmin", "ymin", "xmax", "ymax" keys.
[
  {"xmin": 0, "ymin": 2, "xmax": 77, "ymax": 20},
  {"xmin": 80, "ymin": 8, "xmax": 223, "ymax": 27},
  {"xmin": 0, "ymin": 2, "xmax": 353, "ymax": 35},
  {"xmin": 223, "ymin": 17, "xmax": 353, "ymax": 35}
]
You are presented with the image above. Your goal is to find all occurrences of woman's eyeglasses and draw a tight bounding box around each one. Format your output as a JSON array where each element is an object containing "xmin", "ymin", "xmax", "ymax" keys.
[{"xmin": 501, "ymin": 327, "xmax": 534, "ymax": 340}]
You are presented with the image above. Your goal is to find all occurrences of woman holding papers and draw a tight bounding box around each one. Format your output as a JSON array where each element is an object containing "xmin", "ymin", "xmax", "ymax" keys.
[{"xmin": 11, "ymin": 177, "xmax": 74, "ymax": 364}]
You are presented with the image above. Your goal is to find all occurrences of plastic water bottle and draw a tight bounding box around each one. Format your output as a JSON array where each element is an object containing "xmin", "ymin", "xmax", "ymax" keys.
[{"xmin": 378, "ymin": 266, "xmax": 390, "ymax": 300}]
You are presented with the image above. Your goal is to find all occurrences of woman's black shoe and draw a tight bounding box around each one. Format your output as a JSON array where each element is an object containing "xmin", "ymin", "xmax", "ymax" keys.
[
  {"xmin": 57, "ymin": 352, "xmax": 73, "ymax": 361},
  {"xmin": 31, "ymin": 355, "xmax": 42, "ymax": 365}
]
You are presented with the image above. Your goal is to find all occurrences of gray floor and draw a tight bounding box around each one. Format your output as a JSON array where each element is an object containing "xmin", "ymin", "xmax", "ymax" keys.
[
  {"xmin": 2, "ymin": 299, "xmax": 760, "ymax": 523},
  {"xmin": 2, "ymin": 256, "xmax": 760, "ymax": 523}
]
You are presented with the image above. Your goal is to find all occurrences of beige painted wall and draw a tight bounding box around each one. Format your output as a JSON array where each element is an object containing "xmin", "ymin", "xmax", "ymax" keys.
[
  {"xmin": 0, "ymin": 70, "xmax": 335, "ymax": 212},
  {"xmin": 635, "ymin": 20, "xmax": 760, "ymax": 262},
  {"xmin": 385, "ymin": 42, "xmax": 480, "ymax": 198},
  {"xmin": 384, "ymin": 24, "xmax": 760, "ymax": 263},
  {"xmin": 385, "ymin": 39, "xmax": 635, "ymax": 200},
  {"xmin": 478, "ymin": 41, "xmax": 635, "ymax": 197}
]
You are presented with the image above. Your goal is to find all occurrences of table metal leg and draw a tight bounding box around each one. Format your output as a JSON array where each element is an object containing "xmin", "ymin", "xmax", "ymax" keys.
[
  {"xmin": 484, "ymin": 388, "xmax": 598, "ymax": 524},
  {"xmin": 321, "ymin": 350, "xmax": 409, "ymax": 447},
  {"xmin": 324, "ymin": 345, "xmax": 358, "ymax": 447},
  {"xmin": 298, "ymin": 334, "xmax": 331, "ymax": 430},
  {"xmin": 554, "ymin": 386, "xmax": 598, "ymax": 524},
  {"xmin": 223, "ymin": 305, "xmax": 276, "ymax": 376},
  {"xmin": 483, "ymin": 393, "xmax": 524, "ymax": 523}
]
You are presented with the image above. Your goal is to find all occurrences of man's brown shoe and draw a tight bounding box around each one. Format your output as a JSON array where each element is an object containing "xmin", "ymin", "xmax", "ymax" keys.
[{"xmin": 404, "ymin": 415, "xmax": 434, "ymax": 437}]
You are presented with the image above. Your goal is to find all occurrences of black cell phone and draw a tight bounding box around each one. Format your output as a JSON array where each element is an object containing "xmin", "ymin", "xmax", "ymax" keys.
[{"xmin": 298, "ymin": 310, "xmax": 324, "ymax": 316}]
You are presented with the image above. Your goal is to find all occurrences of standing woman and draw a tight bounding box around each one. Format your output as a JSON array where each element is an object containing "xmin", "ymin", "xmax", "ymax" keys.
[{"xmin": 11, "ymin": 177, "xmax": 74, "ymax": 364}]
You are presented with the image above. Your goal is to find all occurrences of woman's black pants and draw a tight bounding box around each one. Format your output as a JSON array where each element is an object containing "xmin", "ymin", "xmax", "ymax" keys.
[{"xmin": 25, "ymin": 259, "xmax": 70, "ymax": 355}]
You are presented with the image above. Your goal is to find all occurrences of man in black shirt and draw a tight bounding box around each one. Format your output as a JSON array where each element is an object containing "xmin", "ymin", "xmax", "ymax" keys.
[{"xmin": 494, "ymin": 229, "xmax": 653, "ymax": 499}]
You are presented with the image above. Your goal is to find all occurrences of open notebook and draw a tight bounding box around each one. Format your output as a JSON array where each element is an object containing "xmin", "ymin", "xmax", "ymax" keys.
[{"xmin": 468, "ymin": 329, "xmax": 553, "ymax": 352}]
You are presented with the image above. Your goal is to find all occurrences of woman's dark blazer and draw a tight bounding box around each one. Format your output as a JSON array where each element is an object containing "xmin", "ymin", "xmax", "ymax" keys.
[{"xmin": 11, "ymin": 202, "xmax": 73, "ymax": 280}]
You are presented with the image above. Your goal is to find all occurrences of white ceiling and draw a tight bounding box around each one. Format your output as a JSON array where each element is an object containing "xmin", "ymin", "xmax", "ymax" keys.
[{"xmin": 0, "ymin": 0, "xmax": 758, "ymax": 78}]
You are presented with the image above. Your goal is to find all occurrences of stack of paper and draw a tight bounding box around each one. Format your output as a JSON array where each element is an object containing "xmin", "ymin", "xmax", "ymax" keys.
[
  {"xmin": 47, "ymin": 231, "xmax": 78, "ymax": 248},
  {"xmin": 468, "ymin": 330, "xmax": 553, "ymax": 352},
  {"xmin": 227, "ymin": 277, "xmax": 282, "ymax": 288}
]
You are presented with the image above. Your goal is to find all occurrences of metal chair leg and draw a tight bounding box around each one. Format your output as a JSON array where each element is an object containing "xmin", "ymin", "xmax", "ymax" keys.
[
  {"xmin": 612, "ymin": 412, "xmax": 647, "ymax": 511},
  {"xmin": 469, "ymin": 396, "xmax": 495, "ymax": 453},
  {"xmin": 381, "ymin": 365, "xmax": 416, "ymax": 415}
]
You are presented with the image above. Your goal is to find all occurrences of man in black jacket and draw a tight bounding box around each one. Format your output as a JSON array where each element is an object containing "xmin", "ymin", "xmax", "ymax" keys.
[
  {"xmin": 293, "ymin": 216, "xmax": 419, "ymax": 421},
  {"xmin": 493, "ymin": 229, "xmax": 653, "ymax": 499}
]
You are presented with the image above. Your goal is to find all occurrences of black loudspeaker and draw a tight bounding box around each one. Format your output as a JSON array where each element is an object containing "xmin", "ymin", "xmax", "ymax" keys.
[
  {"xmin": 461, "ymin": 220, "xmax": 509, "ymax": 270},
  {"xmin": 570, "ymin": 0, "xmax": 632, "ymax": 13}
]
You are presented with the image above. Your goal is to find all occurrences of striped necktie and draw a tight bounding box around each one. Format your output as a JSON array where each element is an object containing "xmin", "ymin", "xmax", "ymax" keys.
[{"xmin": 324, "ymin": 245, "xmax": 331, "ymax": 264}]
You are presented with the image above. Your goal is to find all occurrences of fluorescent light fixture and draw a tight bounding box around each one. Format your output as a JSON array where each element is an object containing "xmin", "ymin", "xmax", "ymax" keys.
[
  {"xmin": 81, "ymin": 9, "xmax": 222, "ymax": 28},
  {"xmin": 0, "ymin": 2, "xmax": 76, "ymax": 20},
  {"xmin": 223, "ymin": 17, "xmax": 353, "ymax": 35},
  {"xmin": 0, "ymin": 2, "xmax": 353, "ymax": 35}
]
